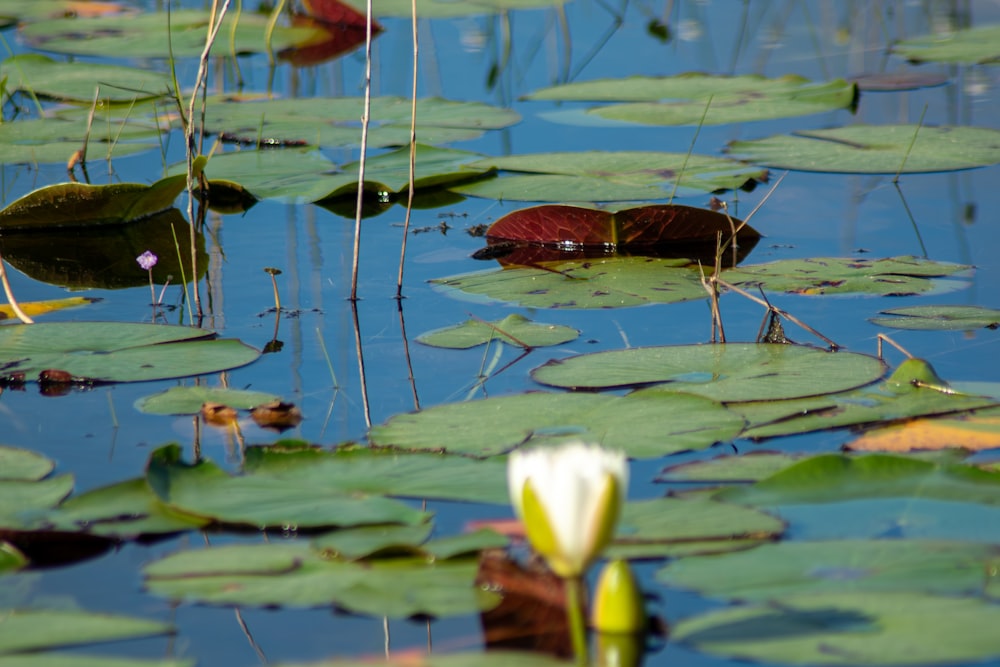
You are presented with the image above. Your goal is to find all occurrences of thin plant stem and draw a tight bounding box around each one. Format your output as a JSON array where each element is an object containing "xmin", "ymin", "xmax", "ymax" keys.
[
  {"xmin": 0, "ymin": 253, "xmax": 33, "ymax": 324},
  {"xmin": 350, "ymin": 0, "xmax": 376, "ymax": 302},
  {"xmin": 396, "ymin": 300, "xmax": 421, "ymax": 411},
  {"xmin": 169, "ymin": 223, "xmax": 194, "ymax": 324},
  {"xmin": 316, "ymin": 327, "xmax": 339, "ymax": 389},
  {"xmin": 715, "ymin": 278, "xmax": 839, "ymax": 349},
  {"xmin": 395, "ymin": 0, "xmax": 419, "ymax": 299},
  {"xmin": 185, "ymin": 0, "xmax": 232, "ymax": 319},
  {"xmin": 894, "ymin": 104, "xmax": 928, "ymax": 184},
  {"xmin": 668, "ymin": 94, "xmax": 711, "ymax": 203},
  {"xmin": 147, "ymin": 269, "xmax": 157, "ymax": 306},
  {"xmin": 564, "ymin": 576, "xmax": 588, "ymax": 666},
  {"xmin": 351, "ymin": 300, "xmax": 372, "ymax": 429}
]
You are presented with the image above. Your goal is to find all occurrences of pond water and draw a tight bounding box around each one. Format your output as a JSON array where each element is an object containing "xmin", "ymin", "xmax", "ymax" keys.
[{"xmin": 3, "ymin": 0, "xmax": 1000, "ymax": 666}]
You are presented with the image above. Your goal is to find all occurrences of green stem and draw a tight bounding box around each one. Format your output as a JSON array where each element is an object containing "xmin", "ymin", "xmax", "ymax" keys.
[{"xmin": 565, "ymin": 576, "xmax": 589, "ymax": 665}]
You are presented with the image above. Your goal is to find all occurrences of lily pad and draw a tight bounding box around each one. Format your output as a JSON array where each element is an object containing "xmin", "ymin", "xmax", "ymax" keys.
[
  {"xmin": 657, "ymin": 452, "xmax": 805, "ymax": 484},
  {"xmin": 672, "ymin": 591, "xmax": 1000, "ymax": 665},
  {"xmin": 0, "ymin": 657, "xmax": 194, "ymax": 667},
  {"xmin": 417, "ymin": 314, "xmax": 579, "ymax": 349},
  {"xmin": 0, "ymin": 116, "xmax": 156, "ymax": 165},
  {"xmin": 736, "ymin": 359, "xmax": 999, "ymax": 439},
  {"xmin": 716, "ymin": 453, "xmax": 1000, "ymax": 507},
  {"xmin": 243, "ymin": 443, "xmax": 511, "ymax": 505},
  {"xmin": 727, "ymin": 125, "xmax": 1000, "ymax": 174},
  {"xmin": 343, "ymin": 0, "xmax": 569, "ymax": 18},
  {"xmin": 203, "ymin": 96, "xmax": 518, "ymax": 149},
  {"xmin": 0, "ymin": 475, "xmax": 75, "ymax": 529},
  {"xmin": 1, "ymin": 54, "xmax": 169, "ymax": 104},
  {"xmin": 893, "ymin": 24, "xmax": 1000, "ymax": 64},
  {"xmin": 607, "ymin": 496, "xmax": 785, "ymax": 560},
  {"xmin": 143, "ymin": 542, "xmax": 499, "ymax": 618},
  {"xmin": 454, "ymin": 151, "xmax": 768, "ymax": 202},
  {"xmin": 193, "ymin": 145, "xmax": 492, "ymax": 204},
  {"xmin": 0, "ymin": 297, "xmax": 96, "ymax": 321},
  {"xmin": 526, "ymin": 73, "xmax": 858, "ymax": 126},
  {"xmin": 657, "ymin": 539, "xmax": 999, "ymax": 602},
  {"xmin": 146, "ymin": 445, "xmax": 429, "ymax": 530},
  {"xmin": 0, "ymin": 322, "xmax": 259, "ymax": 383},
  {"xmin": 368, "ymin": 391, "xmax": 745, "ymax": 459},
  {"xmin": 0, "ymin": 446, "xmax": 55, "ymax": 482},
  {"xmin": 20, "ymin": 10, "xmax": 326, "ymax": 59},
  {"xmin": 44, "ymin": 477, "xmax": 209, "ymax": 538},
  {"xmin": 724, "ymin": 256, "xmax": 971, "ymax": 296},
  {"xmin": 0, "ymin": 609, "xmax": 174, "ymax": 655},
  {"xmin": 0, "ymin": 544, "xmax": 25, "ymax": 574},
  {"xmin": 870, "ymin": 305, "xmax": 1000, "ymax": 331},
  {"xmin": 846, "ymin": 414, "xmax": 1000, "ymax": 453},
  {"xmin": 432, "ymin": 257, "xmax": 708, "ymax": 309},
  {"xmin": 532, "ymin": 344, "xmax": 887, "ymax": 401},
  {"xmin": 135, "ymin": 386, "xmax": 281, "ymax": 415},
  {"xmin": 0, "ymin": 157, "xmax": 205, "ymax": 229}
]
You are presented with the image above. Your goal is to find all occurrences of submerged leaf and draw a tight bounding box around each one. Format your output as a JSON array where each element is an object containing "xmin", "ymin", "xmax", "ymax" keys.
[
  {"xmin": 417, "ymin": 314, "xmax": 579, "ymax": 349},
  {"xmin": 135, "ymin": 386, "xmax": 281, "ymax": 415}
]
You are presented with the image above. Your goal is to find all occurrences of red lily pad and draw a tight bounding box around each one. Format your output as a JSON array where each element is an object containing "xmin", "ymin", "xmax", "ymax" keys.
[{"xmin": 475, "ymin": 204, "xmax": 760, "ymax": 266}]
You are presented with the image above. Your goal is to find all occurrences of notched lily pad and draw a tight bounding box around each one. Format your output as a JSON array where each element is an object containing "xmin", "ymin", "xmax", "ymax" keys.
[
  {"xmin": 672, "ymin": 591, "xmax": 1000, "ymax": 665},
  {"xmin": 1, "ymin": 54, "xmax": 170, "ymax": 104},
  {"xmin": 870, "ymin": 305, "xmax": 1000, "ymax": 331},
  {"xmin": 728, "ymin": 125, "xmax": 1000, "ymax": 174},
  {"xmin": 143, "ymin": 542, "xmax": 499, "ymax": 618},
  {"xmin": 368, "ymin": 391, "xmax": 745, "ymax": 459},
  {"xmin": 532, "ymin": 344, "xmax": 887, "ymax": 401},
  {"xmin": 455, "ymin": 151, "xmax": 768, "ymax": 202},
  {"xmin": 526, "ymin": 73, "xmax": 858, "ymax": 126},
  {"xmin": 146, "ymin": 445, "xmax": 430, "ymax": 529},
  {"xmin": 417, "ymin": 314, "xmax": 579, "ymax": 349},
  {"xmin": 0, "ymin": 322, "xmax": 259, "ymax": 384}
]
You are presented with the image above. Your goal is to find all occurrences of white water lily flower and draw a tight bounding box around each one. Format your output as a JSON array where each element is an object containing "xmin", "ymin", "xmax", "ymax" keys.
[{"xmin": 507, "ymin": 441, "xmax": 628, "ymax": 578}]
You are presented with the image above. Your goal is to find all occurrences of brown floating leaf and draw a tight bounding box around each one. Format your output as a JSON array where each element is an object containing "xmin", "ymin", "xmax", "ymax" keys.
[
  {"xmin": 846, "ymin": 414, "xmax": 1000, "ymax": 452},
  {"xmin": 251, "ymin": 400, "xmax": 303, "ymax": 431},
  {"xmin": 200, "ymin": 402, "xmax": 239, "ymax": 427},
  {"xmin": 476, "ymin": 204, "xmax": 759, "ymax": 267}
]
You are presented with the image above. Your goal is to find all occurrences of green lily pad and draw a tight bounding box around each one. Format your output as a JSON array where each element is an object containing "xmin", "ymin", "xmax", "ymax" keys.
[
  {"xmin": 20, "ymin": 10, "xmax": 325, "ymax": 59},
  {"xmin": 417, "ymin": 314, "xmax": 579, "ymax": 349},
  {"xmin": 243, "ymin": 443, "xmax": 511, "ymax": 505},
  {"xmin": 0, "ymin": 446, "xmax": 55, "ymax": 482},
  {"xmin": 716, "ymin": 453, "xmax": 1000, "ymax": 507},
  {"xmin": 193, "ymin": 145, "xmax": 492, "ymax": 204},
  {"xmin": 0, "ymin": 322, "xmax": 259, "ymax": 383},
  {"xmin": 368, "ymin": 391, "xmax": 745, "ymax": 459},
  {"xmin": 736, "ymin": 359, "xmax": 999, "ymax": 439},
  {"xmin": 657, "ymin": 539, "xmax": 998, "ymax": 602},
  {"xmin": 432, "ymin": 257, "xmax": 708, "ymax": 309},
  {"xmin": 311, "ymin": 523, "xmax": 435, "ymax": 560},
  {"xmin": 526, "ymin": 73, "xmax": 858, "ymax": 126},
  {"xmin": 0, "ymin": 118, "xmax": 155, "ymax": 166},
  {"xmin": 893, "ymin": 24, "xmax": 1000, "ymax": 64},
  {"xmin": 607, "ymin": 497, "xmax": 785, "ymax": 560},
  {"xmin": 657, "ymin": 452, "xmax": 806, "ymax": 484},
  {"xmin": 870, "ymin": 305, "xmax": 1000, "ymax": 331},
  {"xmin": 143, "ymin": 542, "xmax": 499, "ymax": 618},
  {"xmin": 0, "ymin": 544, "xmax": 25, "ymax": 574},
  {"xmin": 0, "ymin": 157, "xmax": 205, "ymax": 229},
  {"xmin": 532, "ymin": 344, "xmax": 886, "ymax": 400},
  {"xmin": 1, "ymin": 54, "xmax": 169, "ymax": 104},
  {"xmin": 146, "ymin": 445, "xmax": 429, "ymax": 530},
  {"xmin": 0, "ymin": 609, "xmax": 174, "ymax": 655},
  {"xmin": 135, "ymin": 386, "xmax": 281, "ymax": 415},
  {"xmin": 0, "ymin": 475, "xmax": 74, "ymax": 529},
  {"xmin": 672, "ymin": 591, "xmax": 1000, "ymax": 665},
  {"xmin": 724, "ymin": 256, "xmax": 971, "ymax": 296},
  {"xmin": 0, "ymin": 657, "xmax": 194, "ymax": 667},
  {"xmin": 454, "ymin": 151, "xmax": 767, "ymax": 202},
  {"xmin": 44, "ymin": 477, "xmax": 209, "ymax": 538},
  {"xmin": 203, "ymin": 96, "xmax": 518, "ymax": 149},
  {"xmin": 727, "ymin": 125, "xmax": 1000, "ymax": 174}
]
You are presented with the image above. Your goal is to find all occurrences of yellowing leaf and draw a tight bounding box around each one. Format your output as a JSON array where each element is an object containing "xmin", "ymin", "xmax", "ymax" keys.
[
  {"xmin": 847, "ymin": 415, "xmax": 1000, "ymax": 452},
  {"xmin": 0, "ymin": 296, "xmax": 96, "ymax": 320}
]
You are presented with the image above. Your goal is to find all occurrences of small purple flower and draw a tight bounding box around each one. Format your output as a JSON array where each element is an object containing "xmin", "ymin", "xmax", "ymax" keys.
[{"xmin": 137, "ymin": 250, "xmax": 158, "ymax": 271}]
